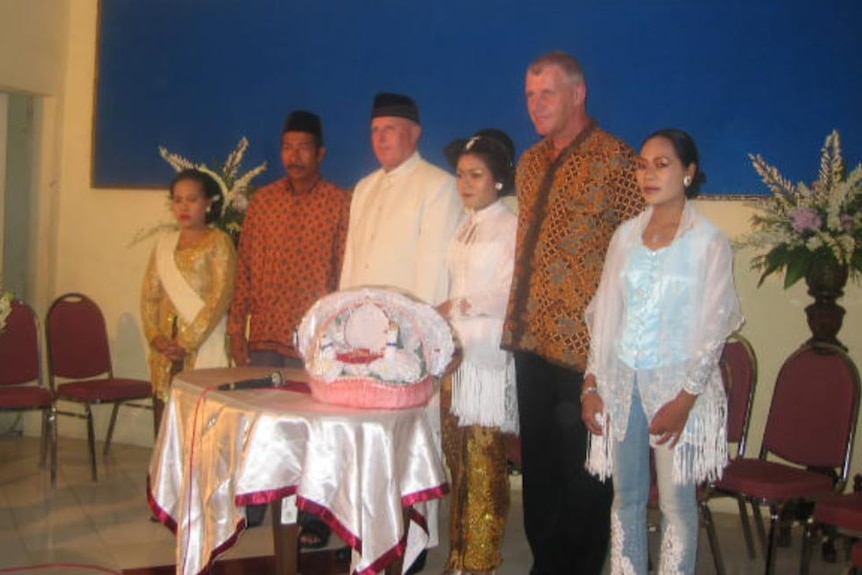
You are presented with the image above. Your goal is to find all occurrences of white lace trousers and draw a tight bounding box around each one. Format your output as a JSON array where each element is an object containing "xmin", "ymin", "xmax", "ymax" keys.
[{"xmin": 610, "ymin": 388, "xmax": 698, "ymax": 575}]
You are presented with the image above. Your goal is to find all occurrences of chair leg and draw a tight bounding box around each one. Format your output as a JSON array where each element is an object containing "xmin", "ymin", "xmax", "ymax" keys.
[
  {"xmin": 153, "ymin": 397, "xmax": 165, "ymax": 439},
  {"xmin": 765, "ymin": 503, "xmax": 780, "ymax": 575},
  {"xmin": 752, "ymin": 500, "xmax": 770, "ymax": 558},
  {"xmin": 700, "ymin": 500, "xmax": 726, "ymax": 575},
  {"xmin": 103, "ymin": 402, "xmax": 122, "ymax": 457},
  {"xmin": 39, "ymin": 408, "xmax": 48, "ymax": 468},
  {"xmin": 85, "ymin": 404, "xmax": 98, "ymax": 481},
  {"xmin": 737, "ymin": 495, "xmax": 758, "ymax": 559},
  {"xmin": 799, "ymin": 517, "xmax": 815, "ymax": 575},
  {"xmin": 49, "ymin": 405, "xmax": 58, "ymax": 489},
  {"xmin": 39, "ymin": 407, "xmax": 59, "ymax": 489}
]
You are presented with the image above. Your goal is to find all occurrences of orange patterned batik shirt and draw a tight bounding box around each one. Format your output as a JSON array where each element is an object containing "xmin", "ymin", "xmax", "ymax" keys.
[
  {"xmin": 502, "ymin": 122, "xmax": 643, "ymax": 371},
  {"xmin": 228, "ymin": 177, "xmax": 351, "ymax": 358}
]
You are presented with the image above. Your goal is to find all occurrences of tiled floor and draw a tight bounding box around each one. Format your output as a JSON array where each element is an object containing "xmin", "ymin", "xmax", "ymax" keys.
[{"xmin": 0, "ymin": 431, "xmax": 855, "ymax": 575}]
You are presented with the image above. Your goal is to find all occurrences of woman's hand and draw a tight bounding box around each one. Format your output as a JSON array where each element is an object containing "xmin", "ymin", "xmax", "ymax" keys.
[
  {"xmin": 649, "ymin": 390, "xmax": 697, "ymax": 448},
  {"xmin": 580, "ymin": 375, "xmax": 607, "ymax": 435},
  {"xmin": 152, "ymin": 335, "xmax": 186, "ymax": 362},
  {"xmin": 436, "ymin": 300, "xmax": 455, "ymax": 319},
  {"xmin": 436, "ymin": 298, "xmax": 470, "ymax": 319}
]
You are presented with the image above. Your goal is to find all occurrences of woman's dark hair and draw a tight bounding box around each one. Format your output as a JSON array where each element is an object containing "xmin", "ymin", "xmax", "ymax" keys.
[
  {"xmin": 169, "ymin": 168, "xmax": 224, "ymax": 224},
  {"xmin": 642, "ymin": 128, "xmax": 707, "ymax": 199},
  {"xmin": 444, "ymin": 128, "xmax": 517, "ymax": 196}
]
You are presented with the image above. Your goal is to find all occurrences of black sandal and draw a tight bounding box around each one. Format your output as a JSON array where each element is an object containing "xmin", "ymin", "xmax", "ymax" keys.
[{"xmin": 298, "ymin": 512, "xmax": 331, "ymax": 550}]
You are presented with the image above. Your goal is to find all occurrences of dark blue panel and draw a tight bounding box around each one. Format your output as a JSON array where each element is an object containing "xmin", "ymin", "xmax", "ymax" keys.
[{"xmin": 93, "ymin": 0, "xmax": 862, "ymax": 195}]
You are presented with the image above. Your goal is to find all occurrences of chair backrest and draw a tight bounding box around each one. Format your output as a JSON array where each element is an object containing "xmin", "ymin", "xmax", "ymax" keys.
[
  {"xmin": 0, "ymin": 299, "xmax": 42, "ymax": 386},
  {"xmin": 46, "ymin": 293, "xmax": 114, "ymax": 382},
  {"xmin": 762, "ymin": 343, "xmax": 861, "ymax": 483},
  {"xmin": 720, "ymin": 333, "xmax": 758, "ymax": 457}
]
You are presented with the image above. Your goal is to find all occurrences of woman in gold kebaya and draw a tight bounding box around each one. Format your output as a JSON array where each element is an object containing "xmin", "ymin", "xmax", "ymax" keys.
[{"xmin": 141, "ymin": 169, "xmax": 236, "ymax": 432}]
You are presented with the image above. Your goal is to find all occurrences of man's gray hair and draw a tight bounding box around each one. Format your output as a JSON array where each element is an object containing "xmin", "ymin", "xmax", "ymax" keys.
[{"xmin": 528, "ymin": 51, "xmax": 585, "ymax": 85}]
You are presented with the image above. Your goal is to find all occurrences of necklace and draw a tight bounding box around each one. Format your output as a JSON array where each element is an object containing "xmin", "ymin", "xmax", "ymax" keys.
[
  {"xmin": 177, "ymin": 227, "xmax": 211, "ymax": 250},
  {"xmin": 644, "ymin": 219, "xmax": 680, "ymax": 247}
]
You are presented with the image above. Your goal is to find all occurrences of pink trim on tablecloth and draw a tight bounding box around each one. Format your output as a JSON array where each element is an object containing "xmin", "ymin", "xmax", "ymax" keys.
[
  {"xmin": 298, "ymin": 497, "xmax": 362, "ymax": 551},
  {"xmin": 360, "ymin": 534, "xmax": 409, "ymax": 575},
  {"xmin": 407, "ymin": 507, "xmax": 427, "ymax": 532},
  {"xmin": 146, "ymin": 475, "xmax": 178, "ymax": 534},
  {"xmin": 303, "ymin": 495, "xmax": 413, "ymax": 575},
  {"xmin": 298, "ymin": 484, "xmax": 448, "ymax": 575},
  {"xmin": 194, "ymin": 518, "xmax": 246, "ymax": 575},
  {"xmin": 235, "ymin": 484, "xmax": 298, "ymax": 506},
  {"xmin": 402, "ymin": 482, "xmax": 449, "ymax": 507},
  {"xmin": 147, "ymin": 474, "xmax": 246, "ymax": 575}
]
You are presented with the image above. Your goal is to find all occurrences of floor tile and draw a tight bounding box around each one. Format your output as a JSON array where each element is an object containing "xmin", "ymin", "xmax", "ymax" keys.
[{"xmin": 0, "ymin": 433, "xmax": 857, "ymax": 575}]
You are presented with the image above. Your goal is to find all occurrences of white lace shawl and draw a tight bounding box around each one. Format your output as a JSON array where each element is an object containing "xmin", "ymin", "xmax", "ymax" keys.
[
  {"xmin": 585, "ymin": 203, "xmax": 743, "ymax": 484},
  {"xmin": 446, "ymin": 201, "xmax": 519, "ymax": 432}
]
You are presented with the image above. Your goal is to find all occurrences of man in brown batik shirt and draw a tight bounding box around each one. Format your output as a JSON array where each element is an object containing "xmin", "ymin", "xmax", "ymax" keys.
[{"xmin": 502, "ymin": 51, "xmax": 643, "ymax": 575}]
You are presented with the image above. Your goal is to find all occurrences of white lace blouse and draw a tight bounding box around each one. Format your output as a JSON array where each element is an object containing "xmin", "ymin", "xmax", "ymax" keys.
[{"xmin": 445, "ymin": 200, "xmax": 519, "ymax": 433}]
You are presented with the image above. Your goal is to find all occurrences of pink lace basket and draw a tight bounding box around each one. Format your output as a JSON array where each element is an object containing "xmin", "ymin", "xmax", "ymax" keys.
[
  {"xmin": 307, "ymin": 374, "xmax": 436, "ymax": 409},
  {"xmin": 297, "ymin": 288, "xmax": 455, "ymax": 410}
]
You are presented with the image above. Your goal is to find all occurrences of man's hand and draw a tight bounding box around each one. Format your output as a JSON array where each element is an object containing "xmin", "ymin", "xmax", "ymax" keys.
[{"xmin": 230, "ymin": 335, "xmax": 249, "ymax": 367}]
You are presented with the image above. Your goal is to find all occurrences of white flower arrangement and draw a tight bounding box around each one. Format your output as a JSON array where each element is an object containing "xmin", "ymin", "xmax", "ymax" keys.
[
  {"xmin": 132, "ymin": 137, "xmax": 267, "ymax": 245},
  {"xmin": 736, "ymin": 130, "xmax": 862, "ymax": 288}
]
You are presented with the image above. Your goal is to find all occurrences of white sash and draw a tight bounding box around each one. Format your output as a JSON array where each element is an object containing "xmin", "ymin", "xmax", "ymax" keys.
[{"xmin": 155, "ymin": 231, "xmax": 228, "ymax": 369}]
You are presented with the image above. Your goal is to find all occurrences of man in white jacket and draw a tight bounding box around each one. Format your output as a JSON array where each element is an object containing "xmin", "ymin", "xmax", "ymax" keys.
[
  {"xmin": 340, "ymin": 92, "xmax": 461, "ymax": 306},
  {"xmin": 340, "ymin": 92, "xmax": 462, "ymax": 574}
]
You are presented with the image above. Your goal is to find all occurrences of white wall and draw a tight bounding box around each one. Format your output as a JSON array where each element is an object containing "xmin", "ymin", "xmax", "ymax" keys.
[
  {"xmin": 2, "ymin": 2, "xmax": 861, "ymax": 491},
  {"xmin": 0, "ymin": 0, "xmax": 68, "ymax": 96}
]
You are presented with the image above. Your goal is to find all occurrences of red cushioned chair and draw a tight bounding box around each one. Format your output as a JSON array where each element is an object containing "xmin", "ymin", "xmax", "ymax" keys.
[
  {"xmin": 0, "ymin": 298, "xmax": 57, "ymax": 488},
  {"xmin": 697, "ymin": 333, "xmax": 761, "ymax": 569},
  {"xmin": 45, "ymin": 292, "xmax": 152, "ymax": 481},
  {"xmin": 800, "ymin": 491, "xmax": 862, "ymax": 573},
  {"xmin": 853, "ymin": 540, "xmax": 862, "ymax": 571},
  {"xmin": 707, "ymin": 342, "xmax": 861, "ymax": 575}
]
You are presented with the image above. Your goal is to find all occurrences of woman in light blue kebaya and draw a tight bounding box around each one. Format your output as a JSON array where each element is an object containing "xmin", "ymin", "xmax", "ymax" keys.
[{"xmin": 580, "ymin": 129, "xmax": 743, "ymax": 575}]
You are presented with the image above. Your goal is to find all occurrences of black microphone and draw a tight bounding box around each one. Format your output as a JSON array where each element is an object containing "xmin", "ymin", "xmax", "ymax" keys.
[{"xmin": 217, "ymin": 371, "xmax": 284, "ymax": 391}]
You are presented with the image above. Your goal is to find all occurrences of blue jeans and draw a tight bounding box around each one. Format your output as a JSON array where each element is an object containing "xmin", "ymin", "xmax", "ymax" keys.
[{"xmin": 611, "ymin": 389, "xmax": 697, "ymax": 575}]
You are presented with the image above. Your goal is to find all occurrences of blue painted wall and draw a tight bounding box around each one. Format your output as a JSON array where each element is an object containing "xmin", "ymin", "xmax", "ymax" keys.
[{"xmin": 93, "ymin": 0, "xmax": 862, "ymax": 194}]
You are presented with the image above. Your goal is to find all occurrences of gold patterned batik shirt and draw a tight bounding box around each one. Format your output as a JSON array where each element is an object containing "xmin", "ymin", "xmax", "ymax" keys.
[{"xmin": 502, "ymin": 122, "xmax": 643, "ymax": 371}]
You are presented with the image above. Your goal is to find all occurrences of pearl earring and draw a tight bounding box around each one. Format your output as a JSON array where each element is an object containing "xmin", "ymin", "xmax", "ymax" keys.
[
  {"xmin": 206, "ymin": 206, "xmax": 212, "ymax": 213},
  {"xmin": 683, "ymin": 175, "xmax": 692, "ymax": 187},
  {"xmin": 494, "ymin": 182, "xmax": 503, "ymax": 191}
]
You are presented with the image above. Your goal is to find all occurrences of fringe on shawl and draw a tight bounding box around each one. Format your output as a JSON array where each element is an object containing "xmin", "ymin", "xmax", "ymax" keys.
[
  {"xmin": 587, "ymin": 415, "xmax": 614, "ymax": 481},
  {"xmin": 451, "ymin": 360, "xmax": 518, "ymax": 434},
  {"xmin": 672, "ymin": 400, "xmax": 728, "ymax": 484},
  {"xmin": 586, "ymin": 401, "xmax": 728, "ymax": 485}
]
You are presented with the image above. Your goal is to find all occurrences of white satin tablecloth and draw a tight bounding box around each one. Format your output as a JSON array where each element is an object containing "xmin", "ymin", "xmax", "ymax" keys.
[{"xmin": 147, "ymin": 367, "xmax": 448, "ymax": 575}]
